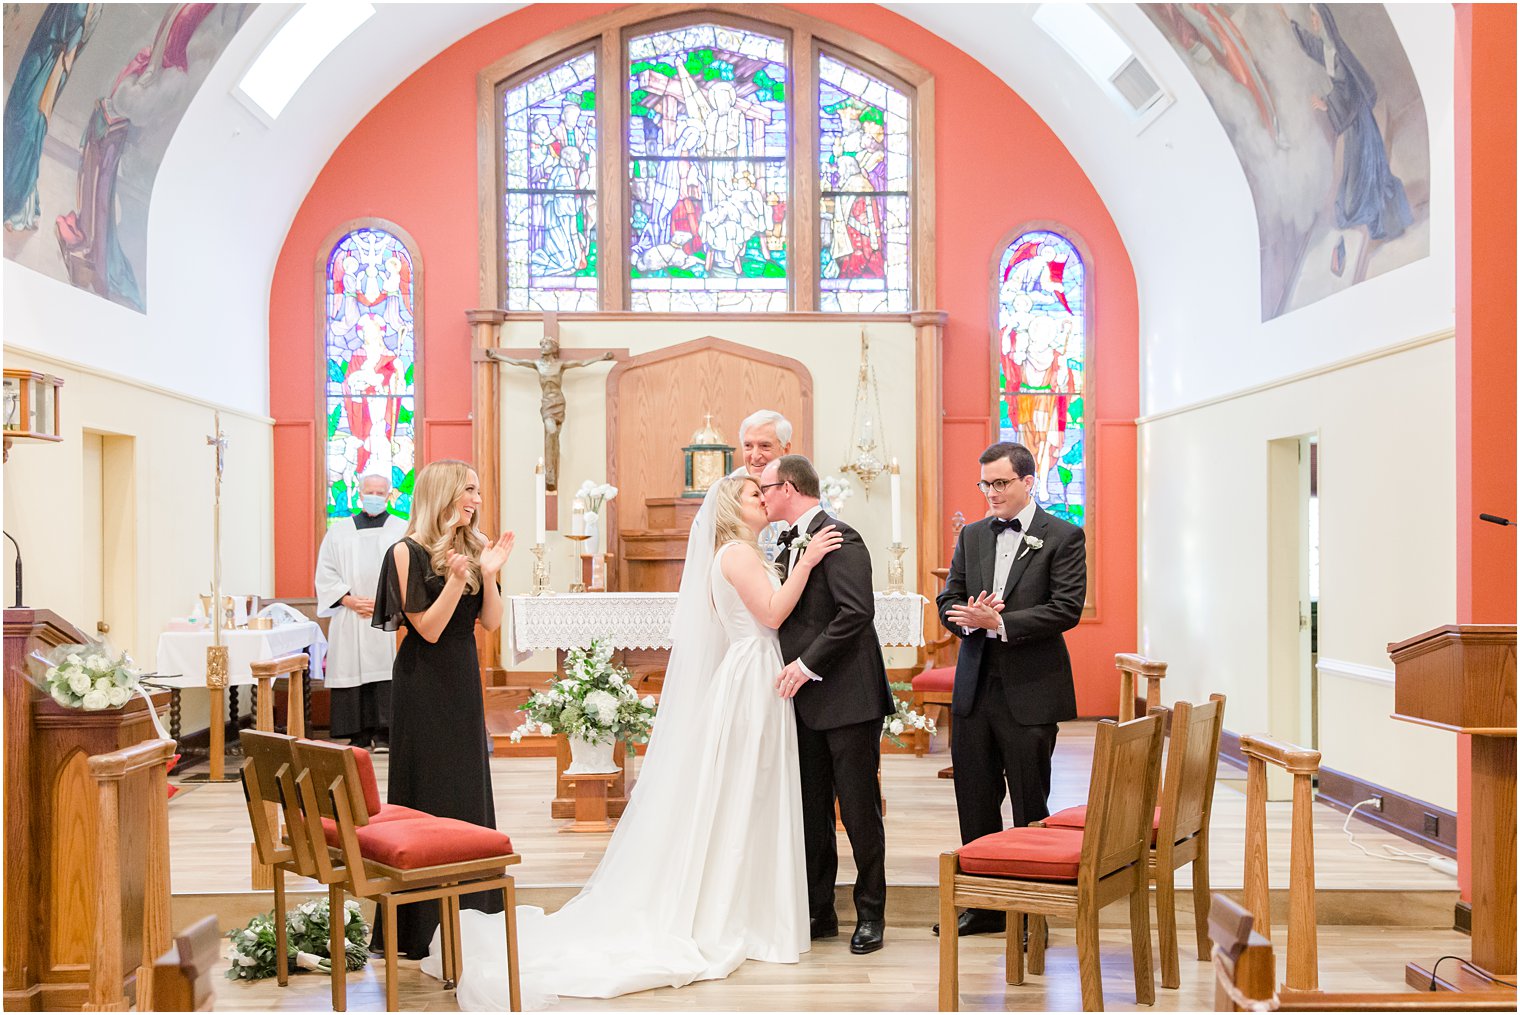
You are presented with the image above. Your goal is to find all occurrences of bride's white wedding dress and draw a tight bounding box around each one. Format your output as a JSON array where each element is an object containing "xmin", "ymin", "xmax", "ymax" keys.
[{"xmin": 431, "ymin": 539, "xmax": 808, "ymax": 1009}]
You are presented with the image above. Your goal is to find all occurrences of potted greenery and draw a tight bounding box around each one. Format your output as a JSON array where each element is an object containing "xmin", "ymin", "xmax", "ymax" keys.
[{"xmin": 510, "ymin": 640, "xmax": 656, "ymax": 773}]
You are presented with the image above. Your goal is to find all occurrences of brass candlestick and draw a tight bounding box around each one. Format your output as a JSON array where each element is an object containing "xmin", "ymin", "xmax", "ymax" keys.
[
  {"xmin": 564, "ymin": 533, "xmax": 592, "ymax": 593},
  {"xmin": 886, "ymin": 542, "xmax": 906, "ymax": 593},
  {"xmin": 531, "ymin": 543, "xmax": 552, "ymax": 596}
]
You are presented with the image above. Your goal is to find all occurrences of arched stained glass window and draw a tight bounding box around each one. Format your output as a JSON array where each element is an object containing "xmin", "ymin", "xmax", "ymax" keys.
[
  {"xmin": 324, "ymin": 225, "xmax": 418, "ymax": 524},
  {"xmin": 504, "ymin": 50, "xmax": 598, "ymax": 311},
  {"xmin": 996, "ymin": 229, "xmax": 1087, "ymax": 526},
  {"xmin": 627, "ymin": 23, "xmax": 789, "ymax": 312},
  {"xmin": 818, "ymin": 52, "xmax": 911, "ymax": 312}
]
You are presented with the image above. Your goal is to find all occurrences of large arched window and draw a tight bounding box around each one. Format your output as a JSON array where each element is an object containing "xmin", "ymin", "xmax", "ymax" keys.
[
  {"xmin": 484, "ymin": 9, "xmax": 931, "ymax": 313},
  {"xmin": 995, "ymin": 227, "xmax": 1088, "ymax": 526},
  {"xmin": 321, "ymin": 221, "xmax": 420, "ymax": 524}
]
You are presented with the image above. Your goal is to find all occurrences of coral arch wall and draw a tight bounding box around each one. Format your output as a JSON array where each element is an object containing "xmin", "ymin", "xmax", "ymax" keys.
[{"xmin": 268, "ymin": 3, "xmax": 1140, "ymax": 715}]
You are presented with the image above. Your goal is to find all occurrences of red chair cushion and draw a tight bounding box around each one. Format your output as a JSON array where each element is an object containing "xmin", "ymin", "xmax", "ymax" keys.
[
  {"xmin": 911, "ymin": 666, "xmax": 955, "ymax": 693},
  {"xmin": 958, "ymin": 826, "xmax": 1085, "ymax": 882},
  {"xmin": 351, "ymin": 817, "xmax": 514, "ymax": 870},
  {"xmin": 321, "ymin": 803, "xmax": 429, "ymax": 848},
  {"xmin": 1044, "ymin": 805, "xmax": 1162, "ymax": 844},
  {"xmin": 351, "ymin": 748, "xmax": 383, "ymax": 817}
]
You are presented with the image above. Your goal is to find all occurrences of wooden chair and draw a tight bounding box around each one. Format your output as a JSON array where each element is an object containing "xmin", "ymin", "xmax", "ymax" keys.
[
  {"xmin": 1240, "ymin": 733, "xmax": 1321, "ymax": 991},
  {"xmin": 1115, "ymin": 653, "xmax": 1167, "ymax": 721},
  {"xmin": 909, "ymin": 664, "xmax": 954, "ymax": 758},
  {"xmin": 1037, "ymin": 695, "xmax": 1227, "ymax": 988},
  {"xmin": 149, "ymin": 915, "xmax": 220, "ymax": 1012},
  {"xmin": 290, "ymin": 738, "xmax": 523, "ymax": 1012},
  {"xmin": 86, "ymin": 738, "xmax": 176, "ymax": 1011},
  {"xmin": 938, "ymin": 714, "xmax": 1165, "ymax": 1012},
  {"xmin": 1209, "ymin": 893, "xmax": 1515, "ymax": 1012}
]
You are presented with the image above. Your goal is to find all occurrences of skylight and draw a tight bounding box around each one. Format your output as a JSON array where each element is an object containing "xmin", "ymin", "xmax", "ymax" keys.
[
  {"xmin": 236, "ymin": 2, "xmax": 376, "ymax": 122},
  {"xmin": 1032, "ymin": 3, "xmax": 1168, "ymax": 124}
]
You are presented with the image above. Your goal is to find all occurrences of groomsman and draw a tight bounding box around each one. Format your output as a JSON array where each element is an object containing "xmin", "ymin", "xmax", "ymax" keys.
[{"xmin": 934, "ymin": 442, "xmax": 1086, "ymax": 937}]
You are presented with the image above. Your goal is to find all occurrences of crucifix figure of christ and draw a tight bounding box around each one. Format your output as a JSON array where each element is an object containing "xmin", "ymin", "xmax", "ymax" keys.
[{"xmin": 489, "ymin": 325, "xmax": 614, "ymax": 491}]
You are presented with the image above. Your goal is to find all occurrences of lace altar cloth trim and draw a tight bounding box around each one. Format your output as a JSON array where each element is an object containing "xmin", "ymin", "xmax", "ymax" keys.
[{"xmin": 510, "ymin": 592, "xmax": 926, "ymax": 653}]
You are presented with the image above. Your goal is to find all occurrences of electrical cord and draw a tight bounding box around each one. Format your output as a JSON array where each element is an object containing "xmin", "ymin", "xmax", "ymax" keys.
[
  {"xmin": 1342, "ymin": 798, "xmax": 1451, "ymax": 868},
  {"xmin": 1427, "ymin": 954, "xmax": 1518, "ymax": 990}
]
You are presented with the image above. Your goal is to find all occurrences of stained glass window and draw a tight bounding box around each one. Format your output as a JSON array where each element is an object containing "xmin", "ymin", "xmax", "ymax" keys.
[
  {"xmin": 996, "ymin": 230, "xmax": 1086, "ymax": 526},
  {"xmin": 627, "ymin": 24, "xmax": 789, "ymax": 312},
  {"xmin": 324, "ymin": 227, "xmax": 417, "ymax": 524},
  {"xmin": 818, "ymin": 53, "xmax": 911, "ymax": 313},
  {"xmin": 504, "ymin": 50, "xmax": 598, "ymax": 311}
]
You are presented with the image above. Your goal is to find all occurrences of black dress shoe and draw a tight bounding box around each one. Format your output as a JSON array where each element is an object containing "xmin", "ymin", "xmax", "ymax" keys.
[
  {"xmin": 810, "ymin": 917, "xmax": 839, "ymax": 940},
  {"xmin": 850, "ymin": 920, "xmax": 884, "ymax": 954},
  {"xmin": 931, "ymin": 909, "xmax": 1006, "ymax": 937}
]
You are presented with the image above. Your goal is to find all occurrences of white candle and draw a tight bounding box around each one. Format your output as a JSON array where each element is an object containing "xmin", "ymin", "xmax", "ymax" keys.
[
  {"xmin": 889, "ymin": 458, "xmax": 902, "ymax": 544},
  {"xmin": 534, "ymin": 459, "xmax": 547, "ymax": 544}
]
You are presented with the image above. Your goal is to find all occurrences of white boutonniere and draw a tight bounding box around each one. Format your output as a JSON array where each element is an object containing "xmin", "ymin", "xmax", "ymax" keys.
[
  {"xmin": 792, "ymin": 532, "xmax": 814, "ymax": 550},
  {"xmin": 1023, "ymin": 535, "xmax": 1044, "ymax": 550}
]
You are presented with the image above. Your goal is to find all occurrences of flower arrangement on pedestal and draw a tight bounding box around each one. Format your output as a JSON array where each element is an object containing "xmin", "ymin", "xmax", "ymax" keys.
[
  {"xmin": 882, "ymin": 681, "xmax": 937, "ymax": 748},
  {"xmin": 510, "ymin": 639, "xmax": 656, "ymax": 772},
  {"xmin": 32, "ymin": 641, "xmax": 142, "ymax": 709},
  {"xmin": 820, "ymin": 473, "xmax": 853, "ymax": 517},
  {"xmin": 225, "ymin": 898, "xmax": 369, "ymax": 980}
]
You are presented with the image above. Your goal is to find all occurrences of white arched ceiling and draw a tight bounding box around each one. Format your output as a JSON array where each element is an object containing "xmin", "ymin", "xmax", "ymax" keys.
[{"xmin": 4, "ymin": 3, "xmax": 1452, "ymax": 419}]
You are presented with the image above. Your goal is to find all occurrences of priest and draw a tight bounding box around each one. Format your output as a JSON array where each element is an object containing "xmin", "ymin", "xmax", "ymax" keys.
[{"xmin": 316, "ymin": 472, "xmax": 407, "ymax": 750}]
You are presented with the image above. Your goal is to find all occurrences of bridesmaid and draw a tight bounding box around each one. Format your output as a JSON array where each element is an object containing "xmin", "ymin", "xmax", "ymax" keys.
[{"xmin": 371, "ymin": 459, "xmax": 513, "ymax": 959}]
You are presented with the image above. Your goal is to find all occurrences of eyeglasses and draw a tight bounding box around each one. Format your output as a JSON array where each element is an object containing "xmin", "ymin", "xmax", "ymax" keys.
[
  {"xmin": 976, "ymin": 478, "xmax": 1024, "ymax": 494},
  {"xmin": 759, "ymin": 482, "xmax": 787, "ymax": 494}
]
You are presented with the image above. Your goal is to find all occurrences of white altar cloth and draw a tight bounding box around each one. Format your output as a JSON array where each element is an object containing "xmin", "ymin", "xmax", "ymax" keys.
[
  {"xmin": 152, "ymin": 622, "xmax": 327, "ymax": 688},
  {"xmin": 509, "ymin": 591, "xmax": 926, "ymax": 657}
]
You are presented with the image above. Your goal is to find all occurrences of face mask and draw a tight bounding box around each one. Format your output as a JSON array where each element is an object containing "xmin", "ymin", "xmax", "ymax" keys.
[{"xmin": 361, "ymin": 494, "xmax": 389, "ymax": 516}]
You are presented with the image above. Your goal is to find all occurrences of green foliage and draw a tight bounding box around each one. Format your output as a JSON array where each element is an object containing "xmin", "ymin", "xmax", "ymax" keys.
[
  {"xmin": 1057, "ymin": 465, "xmax": 1073, "ymax": 488},
  {"xmin": 397, "ymin": 403, "xmax": 413, "ymax": 426},
  {"xmin": 327, "ymin": 358, "xmax": 347, "ymax": 384},
  {"xmin": 578, "ymin": 89, "xmax": 596, "ymax": 110},
  {"xmin": 403, "ymin": 363, "xmax": 414, "ymax": 387},
  {"xmin": 511, "ymin": 639, "xmax": 656, "ymax": 747},
  {"xmin": 225, "ymin": 898, "xmax": 369, "ymax": 981},
  {"xmin": 1067, "ymin": 397, "xmax": 1084, "ymax": 424},
  {"xmin": 326, "ymin": 405, "xmax": 341, "ymax": 440}
]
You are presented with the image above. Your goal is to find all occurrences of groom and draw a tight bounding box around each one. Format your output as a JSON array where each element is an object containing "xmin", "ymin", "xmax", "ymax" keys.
[{"xmin": 763, "ymin": 454, "xmax": 895, "ymax": 955}]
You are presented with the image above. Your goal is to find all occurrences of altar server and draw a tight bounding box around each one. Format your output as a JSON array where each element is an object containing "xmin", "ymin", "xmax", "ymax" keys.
[{"xmin": 315, "ymin": 471, "xmax": 407, "ymax": 750}]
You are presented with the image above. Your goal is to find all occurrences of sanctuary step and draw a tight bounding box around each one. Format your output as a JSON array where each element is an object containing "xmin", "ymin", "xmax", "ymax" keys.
[{"xmin": 619, "ymin": 530, "xmax": 691, "ymax": 591}]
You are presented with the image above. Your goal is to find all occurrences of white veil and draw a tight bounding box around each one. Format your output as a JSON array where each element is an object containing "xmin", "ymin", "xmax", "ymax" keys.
[{"xmin": 452, "ymin": 478, "xmax": 736, "ymax": 1009}]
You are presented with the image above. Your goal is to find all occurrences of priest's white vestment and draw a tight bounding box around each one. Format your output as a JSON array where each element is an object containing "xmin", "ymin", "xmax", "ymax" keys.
[{"xmin": 314, "ymin": 513, "xmax": 409, "ymax": 687}]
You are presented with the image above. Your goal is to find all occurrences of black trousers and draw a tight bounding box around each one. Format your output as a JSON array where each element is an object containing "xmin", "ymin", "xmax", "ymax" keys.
[
  {"xmin": 796, "ymin": 715, "xmax": 886, "ymax": 924},
  {"xmin": 951, "ymin": 678, "xmax": 1060, "ymax": 848}
]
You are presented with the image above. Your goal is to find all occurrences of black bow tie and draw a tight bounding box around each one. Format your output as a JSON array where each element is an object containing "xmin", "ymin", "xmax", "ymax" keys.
[
  {"xmin": 777, "ymin": 527, "xmax": 801, "ymax": 547},
  {"xmin": 991, "ymin": 517, "xmax": 1023, "ymax": 535}
]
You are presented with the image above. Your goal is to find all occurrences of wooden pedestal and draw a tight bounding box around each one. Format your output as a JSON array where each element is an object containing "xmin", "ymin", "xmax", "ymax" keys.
[
  {"xmin": 560, "ymin": 772, "xmax": 619, "ymax": 833},
  {"xmin": 552, "ymin": 736, "xmax": 634, "ymax": 819}
]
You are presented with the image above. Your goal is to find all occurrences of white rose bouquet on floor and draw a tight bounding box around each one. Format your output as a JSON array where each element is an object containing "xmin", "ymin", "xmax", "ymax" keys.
[
  {"xmin": 225, "ymin": 897, "xmax": 369, "ymax": 981},
  {"xmin": 31, "ymin": 640, "xmax": 141, "ymax": 710},
  {"xmin": 510, "ymin": 638, "xmax": 655, "ymax": 748},
  {"xmin": 883, "ymin": 681, "xmax": 938, "ymax": 748}
]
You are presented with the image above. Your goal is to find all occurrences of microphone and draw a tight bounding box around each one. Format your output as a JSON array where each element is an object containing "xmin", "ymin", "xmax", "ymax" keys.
[
  {"xmin": 1479, "ymin": 514, "xmax": 1514, "ymax": 527},
  {"xmin": 3, "ymin": 530, "xmax": 22, "ymax": 609}
]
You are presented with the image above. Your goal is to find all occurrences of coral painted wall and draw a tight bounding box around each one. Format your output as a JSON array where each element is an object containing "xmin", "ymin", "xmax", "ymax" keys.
[{"xmin": 269, "ymin": 3, "xmax": 1140, "ymax": 716}]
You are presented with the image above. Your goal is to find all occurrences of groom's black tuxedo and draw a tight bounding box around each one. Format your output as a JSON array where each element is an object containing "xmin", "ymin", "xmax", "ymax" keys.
[
  {"xmin": 936, "ymin": 505, "xmax": 1085, "ymax": 845},
  {"xmin": 779, "ymin": 508, "xmax": 893, "ymax": 926}
]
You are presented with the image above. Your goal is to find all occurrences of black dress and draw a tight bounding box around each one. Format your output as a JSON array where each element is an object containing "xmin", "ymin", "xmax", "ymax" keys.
[{"xmin": 371, "ymin": 536, "xmax": 503, "ymax": 959}]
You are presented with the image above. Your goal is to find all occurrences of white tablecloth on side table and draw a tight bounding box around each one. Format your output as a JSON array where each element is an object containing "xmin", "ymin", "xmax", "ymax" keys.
[
  {"xmin": 509, "ymin": 591, "xmax": 926, "ymax": 657},
  {"xmin": 153, "ymin": 622, "xmax": 327, "ymax": 688}
]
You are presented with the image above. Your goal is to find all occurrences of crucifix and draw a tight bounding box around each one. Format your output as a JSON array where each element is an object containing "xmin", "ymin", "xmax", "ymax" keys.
[{"xmin": 487, "ymin": 314, "xmax": 617, "ymax": 492}]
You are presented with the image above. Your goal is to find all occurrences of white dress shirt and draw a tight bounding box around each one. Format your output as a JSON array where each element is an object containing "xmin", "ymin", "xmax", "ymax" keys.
[
  {"xmin": 783, "ymin": 504, "xmax": 827, "ymax": 681},
  {"xmin": 972, "ymin": 498, "xmax": 1038, "ymax": 642}
]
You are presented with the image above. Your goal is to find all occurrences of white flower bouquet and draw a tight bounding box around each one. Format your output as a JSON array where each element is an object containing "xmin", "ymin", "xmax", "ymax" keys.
[
  {"xmin": 510, "ymin": 638, "xmax": 656, "ymax": 747},
  {"xmin": 225, "ymin": 897, "xmax": 369, "ymax": 981},
  {"xmin": 820, "ymin": 474, "xmax": 853, "ymax": 517},
  {"xmin": 883, "ymin": 681, "xmax": 938, "ymax": 748},
  {"xmin": 576, "ymin": 479, "xmax": 620, "ymax": 529},
  {"xmin": 31, "ymin": 640, "xmax": 142, "ymax": 710}
]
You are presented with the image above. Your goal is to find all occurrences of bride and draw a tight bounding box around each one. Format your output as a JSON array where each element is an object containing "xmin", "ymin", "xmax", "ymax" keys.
[{"xmin": 429, "ymin": 473, "xmax": 842, "ymax": 1008}]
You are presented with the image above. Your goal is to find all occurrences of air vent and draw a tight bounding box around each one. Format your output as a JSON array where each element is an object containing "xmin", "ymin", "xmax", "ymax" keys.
[{"xmin": 1111, "ymin": 56, "xmax": 1162, "ymax": 113}]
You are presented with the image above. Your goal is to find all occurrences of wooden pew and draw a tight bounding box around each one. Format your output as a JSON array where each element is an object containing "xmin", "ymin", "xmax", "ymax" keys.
[
  {"xmin": 150, "ymin": 916, "xmax": 221, "ymax": 1012},
  {"xmin": 1210, "ymin": 893, "xmax": 1513, "ymax": 1012},
  {"xmin": 85, "ymin": 738, "xmax": 176, "ymax": 1011},
  {"xmin": 1239, "ymin": 732, "xmax": 1321, "ymax": 991}
]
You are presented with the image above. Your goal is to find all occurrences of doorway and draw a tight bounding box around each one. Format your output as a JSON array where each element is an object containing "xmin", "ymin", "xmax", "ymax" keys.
[
  {"xmin": 1266, "ymin": 432, "xmax": 1317, "ymax": 798},
  {"xmin": 81, "ymin": 431, "xmax": 137, "ymax": 657}
]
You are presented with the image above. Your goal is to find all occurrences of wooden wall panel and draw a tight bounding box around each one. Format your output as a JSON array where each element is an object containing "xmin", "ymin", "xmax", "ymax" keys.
[{"xmin": 607, "ymin": 338, "xmax": 813, "ymax": 581}]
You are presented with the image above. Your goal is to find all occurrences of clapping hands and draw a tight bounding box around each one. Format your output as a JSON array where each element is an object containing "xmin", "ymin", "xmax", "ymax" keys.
[
  {"xmin": 946, "ymin": 591, "xmax": 1004, "ymax": 631},
  {"xmin": 479, "ymin": 532, "xmax": 515, "ymax": 578}
]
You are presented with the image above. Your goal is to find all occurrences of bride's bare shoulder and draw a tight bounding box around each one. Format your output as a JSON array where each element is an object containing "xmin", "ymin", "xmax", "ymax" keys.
[{"xmin": 716, "ymin": 540, "xmax": 764, "ymax": 580}]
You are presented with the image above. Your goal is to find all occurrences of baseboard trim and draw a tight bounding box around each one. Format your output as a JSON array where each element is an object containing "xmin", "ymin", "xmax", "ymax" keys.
[
  {"xmin": 1455, "ymin": 899, "xmax": 1472, "ymax": 935},
  {"xmin": 1218, "ymin": 727, "xmax": 1248, "ymax": 771},
  {"xmin": 1316, "ymin": 765, "xmax": 1457, "ymax": 858}
]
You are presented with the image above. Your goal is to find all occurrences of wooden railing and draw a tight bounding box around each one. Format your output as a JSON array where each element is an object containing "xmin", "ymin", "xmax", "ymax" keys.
[
  {"xmin": 250, "ymin": 653, "xmax": 310, "ymax": 738},
  {"xmin": 1115, "ymin": 653, "xmax": 1167, "ymax": 721},
  {"xmin": 1239, "ymin": 732, "xmax": 1321, "ymax": 991}
]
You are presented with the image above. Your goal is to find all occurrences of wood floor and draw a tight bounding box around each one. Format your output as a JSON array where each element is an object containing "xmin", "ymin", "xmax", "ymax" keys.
[
  {"xmin": 208, "ymin": 923, "xmax": 1475, "ymax": 1012},
  {"xmin": 169, "ymin": 721, "xmax": 1458, "ymax": 894}
]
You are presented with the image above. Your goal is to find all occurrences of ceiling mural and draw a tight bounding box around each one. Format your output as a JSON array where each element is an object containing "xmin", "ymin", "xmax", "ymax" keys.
[
  {"xmin": 3, "ymin": 3, "xmax": 255, "ymax": 312},
  {"xmin": 1143, "ymin": 3, "xmax": 1429, "ymax": 321}
]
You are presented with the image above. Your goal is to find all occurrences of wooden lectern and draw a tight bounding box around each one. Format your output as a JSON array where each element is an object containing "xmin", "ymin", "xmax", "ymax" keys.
[{"xmin": 1388, "ymin": 624, "xmax": 1516, "ymax": 988}]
